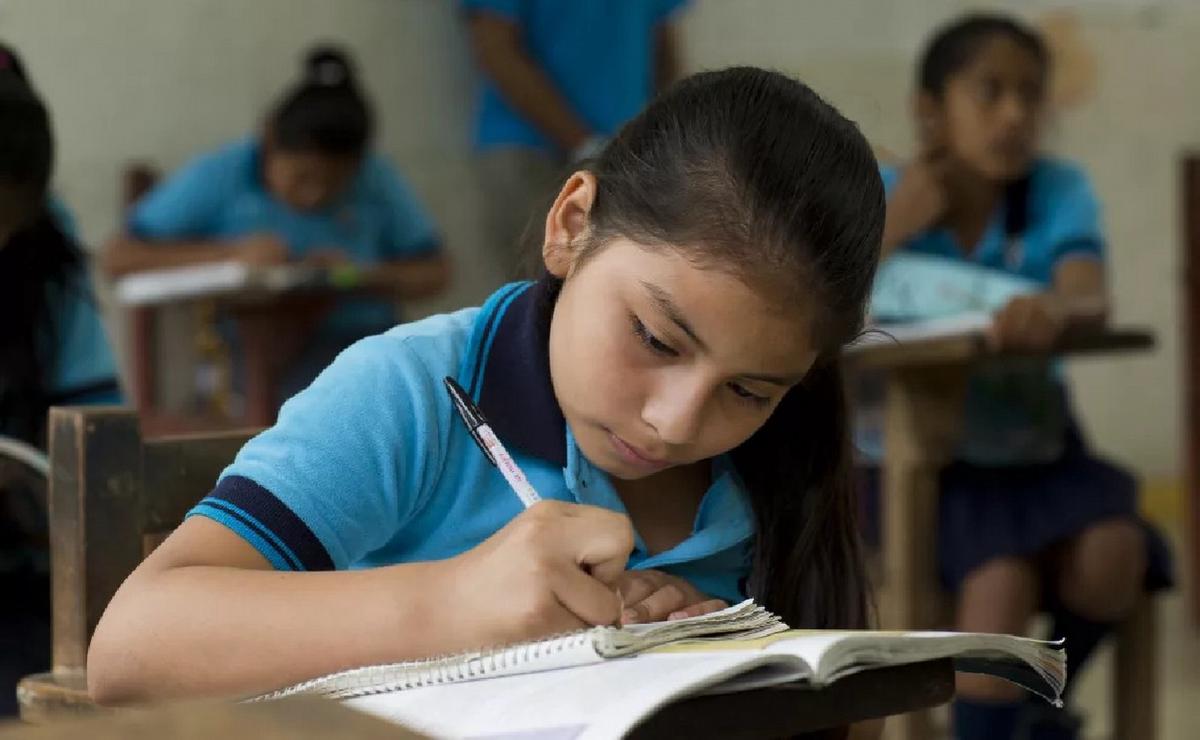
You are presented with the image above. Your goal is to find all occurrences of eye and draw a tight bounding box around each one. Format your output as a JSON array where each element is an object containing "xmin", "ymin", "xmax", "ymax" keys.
[
  {"xmin": 976, "ymin": 77, "xmax": 1002, "ymax": 103},
  {"xmin": 631, "ymin": 314, "xmax": 678, "ymax": 357},
  {"xmin": 727, "ymin": 382, "xmax": 771, "ymax": 407}
]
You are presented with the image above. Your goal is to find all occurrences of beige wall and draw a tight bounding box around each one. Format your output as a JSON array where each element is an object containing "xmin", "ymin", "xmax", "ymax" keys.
[{"xmin": 2, "ymin": 0, "xmax": 1188, "ymax": 477}]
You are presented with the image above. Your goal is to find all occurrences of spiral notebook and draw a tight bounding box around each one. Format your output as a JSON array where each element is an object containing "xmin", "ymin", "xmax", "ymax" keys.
[
  {"xmin": 254, "ymin": 600, "xmax": 1066, "ymax": 740},
  {"xmin": 256, "ymin": 600, "xmax": 786, "ymax": 701}
]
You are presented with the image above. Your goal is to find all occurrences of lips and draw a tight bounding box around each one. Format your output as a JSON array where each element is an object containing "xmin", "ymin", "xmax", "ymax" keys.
[{"xmin": 608, "ymin": 431, "xmax": 669, "ymax": 471}]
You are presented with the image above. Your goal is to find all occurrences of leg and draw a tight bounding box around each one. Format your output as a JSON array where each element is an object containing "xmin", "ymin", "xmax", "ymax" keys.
[
  {"xmin": 952, "ymin": 557, "xmax": 1040, "ymax": 740},
  {"xmin": 1045, "ymin": 519, "xmax": 1152, "ymax": 739},
  {"xmin": 476, "ymin": 147, "xmax": 564, "ymax": 280},
  {"xmin": 955, "ymin": 557, "xmax": 1041, "ymax": 701},
  {"xmin": 1054, "ymin": 517, "xmax": 1147, "ymax": 622}
]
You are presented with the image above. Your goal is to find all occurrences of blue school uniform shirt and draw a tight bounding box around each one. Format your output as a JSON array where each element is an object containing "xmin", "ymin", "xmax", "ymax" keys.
[
  {"xmin": 864, "ymin": 157, "xmax": 1105, "ymax": 465},
  {"xmin": 463, "ymin": 0, "xmax": 688, "ymax": 153},
  {"xmin": 878, "ymin": 157, "xmax": 1104, "ymax": 287},
  {"xmin": 187, "ymin": 280, "xmax": 753, "ymax": 603},
  {"xmin": 127, "ymin": 137, "xmax": 441, "ymax": 337},
  {"xmin": 46, "ymin": 196, "xmax": 122, "ymax": 406}
]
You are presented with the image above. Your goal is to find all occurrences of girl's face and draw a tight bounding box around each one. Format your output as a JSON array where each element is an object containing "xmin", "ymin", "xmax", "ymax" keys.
[
  {"xmin": 263, "ymin": 145, "xmax": 359, "ymax": 212},
  {"xmin": 543, "ymin": 174, "xmax": 817, "ymax": 481},
  {"xmin": 921, "ymin": 35, "xmax": 1047, "ymax": 182}
]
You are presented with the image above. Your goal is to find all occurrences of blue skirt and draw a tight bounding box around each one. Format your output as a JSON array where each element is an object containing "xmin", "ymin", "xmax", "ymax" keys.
[{"xmin": 858, "ymin": 424, "xmax": 1175, "ymax": 594}]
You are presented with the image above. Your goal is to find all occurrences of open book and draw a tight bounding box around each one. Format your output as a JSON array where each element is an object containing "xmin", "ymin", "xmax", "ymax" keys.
[
  {"xmin": 846, "ymin": 312, "xmax": 995, "ymax": 352},
  {"xmin": 113, "ymin": 261, "xmax": 336, "ymax": 306},
  {"xmin": 256, "ymin": 601, "xmax": 1065, "ymax": 739}
]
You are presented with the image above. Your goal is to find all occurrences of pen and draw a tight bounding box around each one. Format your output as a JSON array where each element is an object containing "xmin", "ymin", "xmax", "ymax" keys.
[{"xmin": 443, "ymin": 376, "xmax": 542, "ymax": 508}]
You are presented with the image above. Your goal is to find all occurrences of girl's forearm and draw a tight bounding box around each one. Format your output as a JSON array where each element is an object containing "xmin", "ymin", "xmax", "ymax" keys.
[{"xmin": 87, "ymin": 559, "xmax": 469, "ymax": 705}]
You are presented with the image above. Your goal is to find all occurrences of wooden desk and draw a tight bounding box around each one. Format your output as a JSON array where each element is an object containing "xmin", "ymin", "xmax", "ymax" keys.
[
  {"xmin": 9, "ymin": 661, "xmax": 955, "ymax": 740},
  {"xmin": 114, "ymin": 264, "xmax": 392, "ymax": 429},
  {"xmin": 0, "ymin": 695, "xmax": 424, "ymax": 740},
  {"xmin": 847, "ymin": 326, "xmax": 1155, "ymax": 740}
]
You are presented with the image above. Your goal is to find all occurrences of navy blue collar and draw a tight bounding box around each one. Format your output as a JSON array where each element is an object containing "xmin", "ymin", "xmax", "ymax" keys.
[{"xmin": 463, "ymin": 279, "xmax": 568, "ymax": 467}]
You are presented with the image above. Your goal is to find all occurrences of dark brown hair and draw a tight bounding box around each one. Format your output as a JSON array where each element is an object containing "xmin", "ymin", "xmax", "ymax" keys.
[{"xmin": 544, "ymin": 67, "xmax": 884, "ymax": 629}]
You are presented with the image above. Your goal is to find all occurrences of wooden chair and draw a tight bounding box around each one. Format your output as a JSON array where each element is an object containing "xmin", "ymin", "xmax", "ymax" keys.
[
  {"xmin": 16, "ymin": 406, "xmax": 254, "ymax": 723},
  {"xmin": 16, "ymin": 406, "xmax": 959, "ymax": 738}
]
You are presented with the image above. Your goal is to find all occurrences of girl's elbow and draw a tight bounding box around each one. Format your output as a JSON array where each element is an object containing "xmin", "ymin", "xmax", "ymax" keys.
[
  {"xmin": 86, "ymin": 596, "xmax": 162, "ymax": 706},
  {"xmin": 86, "ymin": 631, "xmax": 143, "ymax": 706}
]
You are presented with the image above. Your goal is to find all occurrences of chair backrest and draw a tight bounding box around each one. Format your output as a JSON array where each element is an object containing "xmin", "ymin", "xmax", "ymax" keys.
[{"xmin": 47, "ymin": 405, "xmax": 256, "ymax": 673}]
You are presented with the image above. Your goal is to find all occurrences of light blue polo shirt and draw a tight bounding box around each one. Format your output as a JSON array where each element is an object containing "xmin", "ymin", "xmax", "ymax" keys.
[
  {"xmin": 128, "ymin": 136, "xmax": 441, "ymax": 336},
  {"xmin": 463, "ymin": 0, "xmax": 688, "ymax": 154},
  {"xmin": 878, "ymin": 157, "xmax": 1104, "ymax": 291},
  {"xmin": 46, "ymin": 196, "xmax": 122, "ymax": 406},
  {"xmin": 859, "ymin": 157, "xmax": 1105, "ymax": 465},
  {"xmin": 187, "ymin": 280, "xmax": 753, "ymax": 603}
]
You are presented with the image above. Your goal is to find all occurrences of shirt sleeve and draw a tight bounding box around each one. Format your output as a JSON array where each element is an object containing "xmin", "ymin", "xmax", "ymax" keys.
[
  {"xmin": 49, "ymin": 273, "xmax": 122, "ymax": 405},
  {"xmin": 1039, "ymin": 162, "xmax": 1106, "ymax": 266},
  {"xmin": 187, "ymin": 334, "xmax": 447, "ymax": 570},
  {"xmin": 371, "ymin": 159, "xmax": 442, "ymax": 259},
  {"xmin": 127, "ymin": 151, "xmax": 231, "ymax": 240}
]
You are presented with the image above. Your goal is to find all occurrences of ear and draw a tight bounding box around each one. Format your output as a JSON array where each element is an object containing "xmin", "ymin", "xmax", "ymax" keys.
[
  {"xmin": 542, "ymin": 170, "xmax": 597, "ymax": 279},
  {"xmin": 913, "ymin": 91, "xmax": 944, "ymax": 151}
]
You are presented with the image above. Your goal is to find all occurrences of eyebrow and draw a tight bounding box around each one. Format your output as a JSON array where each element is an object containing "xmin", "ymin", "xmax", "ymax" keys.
[
  {"xmin": 641, "ymin": 280, "xmax": 706, "ymax": 350},
  {"xmin": 639, "ymin": 280, "xmax": 806, "ymax": 388}
]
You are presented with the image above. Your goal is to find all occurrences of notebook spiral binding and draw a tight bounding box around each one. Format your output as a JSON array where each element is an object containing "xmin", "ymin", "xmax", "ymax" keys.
[{"xmin": 252, "ymin": 628, "xmax": 601, "ymax": 702}]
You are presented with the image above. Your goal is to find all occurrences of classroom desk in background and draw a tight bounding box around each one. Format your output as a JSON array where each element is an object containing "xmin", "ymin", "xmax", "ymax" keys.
[
  {"xmin": 846, "ymin": 324, "xmax": 1156, "ymax": 740},
  {"xmin": 114, "ymin": 261, "xmax": 396, "ymax": 432}
]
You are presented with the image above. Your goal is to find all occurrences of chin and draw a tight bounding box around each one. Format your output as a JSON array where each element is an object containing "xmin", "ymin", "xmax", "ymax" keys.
[{"xmin": 985, "ymin": 156, "xmax": 1035, "ymax": 183}]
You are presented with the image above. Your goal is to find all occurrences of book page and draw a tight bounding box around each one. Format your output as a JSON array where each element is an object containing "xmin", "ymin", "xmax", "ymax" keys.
[{"xmin": 347, "ymin": 652, "xmax": 785, "ymax": 740}]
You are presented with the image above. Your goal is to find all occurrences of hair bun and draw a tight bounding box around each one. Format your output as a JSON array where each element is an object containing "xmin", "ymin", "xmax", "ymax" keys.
[
  {"xmin": 303, "ymin": 45, "xmax": 355, "ymax": 88},
  {"xmin": 0, "ymin": 42, "xmax": 30, "ymax": 84}
]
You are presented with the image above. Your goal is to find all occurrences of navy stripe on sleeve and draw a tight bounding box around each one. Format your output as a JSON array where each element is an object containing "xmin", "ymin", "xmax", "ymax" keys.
[{"xmin": 205, "ymin": 475, "xmax": 335, "ymax": 571}]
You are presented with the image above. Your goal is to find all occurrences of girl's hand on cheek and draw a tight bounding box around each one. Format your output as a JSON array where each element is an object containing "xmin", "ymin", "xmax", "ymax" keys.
[
  {"xmin": 890, "ymin": 151, "xmax": 951, "ymax": 235},
  {"xmin": 444, "ymin": 501, "xmax": 633, "ymax": 645}
]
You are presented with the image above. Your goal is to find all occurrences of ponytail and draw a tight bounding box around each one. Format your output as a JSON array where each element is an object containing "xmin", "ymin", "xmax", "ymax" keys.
[{"xmin": 733, "ymin": 357, "xmax": 871, "ymax": 629}]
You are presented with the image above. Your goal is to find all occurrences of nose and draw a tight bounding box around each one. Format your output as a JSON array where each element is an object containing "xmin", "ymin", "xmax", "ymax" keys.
[
  {"xmin": 295, "ymin": 183, "xmax": 330, "ymax": 210},
  {"xmin": 998, "ymin": 91, "xmax": 1032, "ymax": 129},
  {"xmin": 640, "ymin": 371, "xmax": 710, "ymax": 447}
]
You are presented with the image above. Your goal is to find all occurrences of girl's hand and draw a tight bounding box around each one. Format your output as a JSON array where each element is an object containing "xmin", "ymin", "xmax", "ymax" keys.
[
  {"xmin": 235, "ymin": 233, "xmax": 289, "ymax": 267},
  {"xmin": 445, "ymin": 501, "xmax": 634, "ymax": 645},
  {"xmin": 989, "ymin": 293, "xmax": 1067, "ymax": 352},
  {"xmin": 615, "ymin": 569, "xmax": 727, "ymax": 625},
  {"xmin": 304, "ymin": 248, "xmax": 353, "ymax": 268},
  {"xmin": 882, "ymin": 150, "xmax": 951, "ymax": 255}
]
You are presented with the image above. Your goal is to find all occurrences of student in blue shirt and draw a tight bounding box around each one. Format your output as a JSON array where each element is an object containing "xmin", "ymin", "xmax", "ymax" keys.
[
  {"xmin": 103, "ymin": 46, "xmax": 450, "ymax": 405},
  {"xmin": 88, "ymin": 67, "xmax": 885, "ymax": 708},
  {"xmin": 872, "ymin": 15, "xmax": 1172, "ymax": 740},
  {"xmin": 0, "ymin": 54, "xmax": 120, "ymax": 447},
  {"xmin": 463, "ymin": 0, "xmax": 687, "ymax": 276},
  {"xmin": 0, "ymin": 50, "xmax": 120, "ymax": 718}
]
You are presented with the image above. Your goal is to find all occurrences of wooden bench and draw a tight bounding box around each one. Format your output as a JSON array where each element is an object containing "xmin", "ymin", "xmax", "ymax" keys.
[{"xmin": 16, "ymin": 405, "xmax": 957, "ymax": 738}]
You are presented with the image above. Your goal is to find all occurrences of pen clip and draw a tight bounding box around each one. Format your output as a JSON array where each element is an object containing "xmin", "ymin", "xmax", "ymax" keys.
[{"xmin": 443, "ymin": 376, "xmax": 498, "ymax": 467}]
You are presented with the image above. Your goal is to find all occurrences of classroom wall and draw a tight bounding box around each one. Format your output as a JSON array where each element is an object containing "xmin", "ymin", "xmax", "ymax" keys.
[{"xmin": 1, "ymin": 0, "xmax": 1190, "ymax": 479}]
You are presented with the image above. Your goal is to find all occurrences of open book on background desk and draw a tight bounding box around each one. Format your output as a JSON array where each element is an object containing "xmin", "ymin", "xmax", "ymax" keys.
[
  {"xmin": 846, "ymin": 312, "xmax": 994, "ymax": 352},
  {"xmin": 257, "ymin": 601, "xmax": 1065, "ymax": 739},
  {"xmin": 113, "ymin": 261, "xmax": 341, "ymax": 306}
]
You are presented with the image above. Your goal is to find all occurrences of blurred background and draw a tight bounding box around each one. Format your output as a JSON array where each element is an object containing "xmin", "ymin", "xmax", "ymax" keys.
[{"xmin": 0, "ymin": 1, "xmax": 1196, "ymax": 738}]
